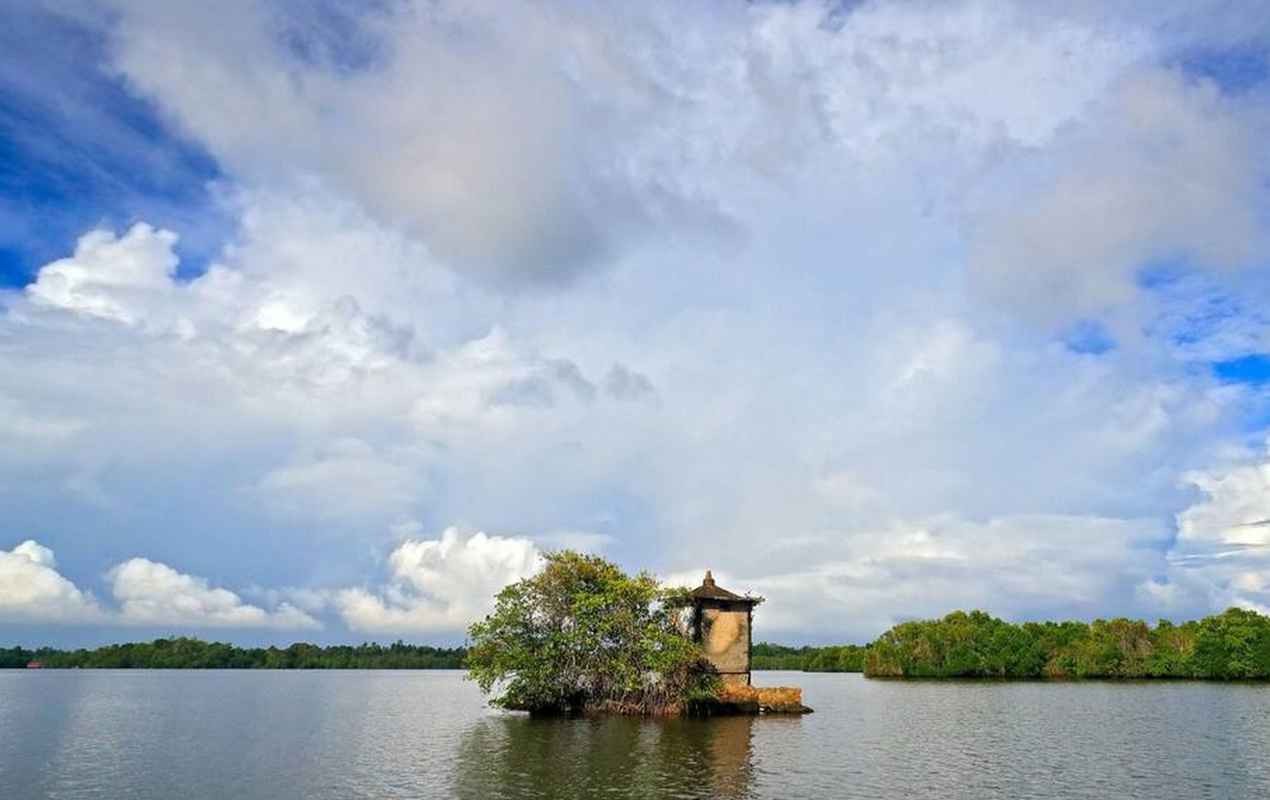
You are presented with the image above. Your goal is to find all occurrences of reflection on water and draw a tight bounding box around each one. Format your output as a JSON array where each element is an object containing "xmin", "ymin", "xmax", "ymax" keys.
[
  {"xmin": 454, "ymin": 714, "xmax": 756, "ymax": 799},
  {"xmin": 4, "ymin": 670, "xmax": 1270, "ymax": 799}
]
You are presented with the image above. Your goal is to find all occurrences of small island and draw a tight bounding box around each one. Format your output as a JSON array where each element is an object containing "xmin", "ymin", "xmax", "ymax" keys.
[{"xmin": 466, "ymin": 551, "xmax": 811, "ymax": 715}]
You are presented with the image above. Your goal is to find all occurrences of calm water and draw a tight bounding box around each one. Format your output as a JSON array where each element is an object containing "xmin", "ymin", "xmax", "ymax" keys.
[{"xmin": 3, "ymin": 670, "xmax": 1270, "ymax": 799}]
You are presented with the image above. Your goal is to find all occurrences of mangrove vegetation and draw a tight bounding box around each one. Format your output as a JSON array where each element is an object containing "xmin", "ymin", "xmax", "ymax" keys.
[
  {"xmin": 751, "ymin": 643, "xmax": 866, "ymax": 672},
  {"xmin": 466, "ymin": 551, "xmax": 717, "ymax": 714},
  {"xmin": 1, "ymin": 638, "xmax": 466, "ymax": 669},
  {"xmin": 9, "ymin": 603, "xmax": 1270, "ymax": 683},
  {"xmin": 864, "ymin": 608, "xmax": 1270, "ymax": 679}
]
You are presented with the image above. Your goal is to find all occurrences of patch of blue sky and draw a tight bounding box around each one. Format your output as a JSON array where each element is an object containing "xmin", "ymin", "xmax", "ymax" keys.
[
  {"xmin": 0, "ymin": 7, "xmax": 226, "ymax": 289},
  {"xmin": 1135, "ymin": 257, "xmax": 1190, "ymax": 291},
  {"xmin": 1062, "ymin": 319, "xmax": 1116, "ymax": 355},
  {"xmin": 1209, "ymin": 354, "xmax": 1270, "ymax": 435},
  {"xmin": 1134, "ymin": 257, "xmax": 1267, "ymax": 361},
  {"xmin": 1176, "ymin": 45, "xmax": 1270, "ymax": 93},
  {"xmin": 1214, "ymin": 354, "xmax": 1270, "ymax": 385},
  {"xmin": 1161, "ymin": 290, "xmax": 1239, "ymax": 349},
  {"xmin": 1239, "ymin": 406, "xmax": 1270, "ymax": 435}
]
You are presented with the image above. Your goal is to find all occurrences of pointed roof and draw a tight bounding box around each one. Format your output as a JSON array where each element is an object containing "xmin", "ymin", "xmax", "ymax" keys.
[{"xmin": 689, "ymin": 570, "xmax": 760, "ymax": 604}]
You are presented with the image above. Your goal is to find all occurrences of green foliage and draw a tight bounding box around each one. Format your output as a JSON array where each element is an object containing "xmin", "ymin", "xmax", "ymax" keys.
[
  {"xmin": 466, "ymin": 551, "xmax": 716, "ymax": 714},
  {"xmin": 0, "ymin": 638, "xmax": 466, "ymax": 669},
  {"xmin": 864, "ymin": 607, "xmax": 1270, "ymax": 679},
  {"xmin": 751, "ymin": 642, "xmax": 866, "ymax": 672}
]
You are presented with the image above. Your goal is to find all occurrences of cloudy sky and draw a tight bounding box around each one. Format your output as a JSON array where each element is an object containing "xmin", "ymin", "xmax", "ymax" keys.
[{"xmin": 3, "ymin": 0, "xmax": 1270, "ymax": 646}]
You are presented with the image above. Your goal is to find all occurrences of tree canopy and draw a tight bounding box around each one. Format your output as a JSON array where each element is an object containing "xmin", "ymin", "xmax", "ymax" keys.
[
  {"xmin": 0, "ymin": 638, "xmax": 466, "ymax": 669},
  {"xmin": 466, "ymin": 551, "xmax": 716, "ymax": 714},
  {"xmin": 751, "ymin": 642, "xmax": 866, "ymax": 672},
  {"xmin": 864, "ymin": 607, "xmax": 1270, "ymax": 679}
]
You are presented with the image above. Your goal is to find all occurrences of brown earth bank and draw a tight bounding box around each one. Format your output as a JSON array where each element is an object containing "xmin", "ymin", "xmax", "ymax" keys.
[{"xmin": 690, "ymin": 685, "xmax": 813, "ymax": 715}]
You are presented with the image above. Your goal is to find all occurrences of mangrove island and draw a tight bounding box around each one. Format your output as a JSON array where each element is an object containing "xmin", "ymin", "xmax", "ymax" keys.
[{"xmin": 466, "ymin": 551, "xmax": 811, "ymax": 715}]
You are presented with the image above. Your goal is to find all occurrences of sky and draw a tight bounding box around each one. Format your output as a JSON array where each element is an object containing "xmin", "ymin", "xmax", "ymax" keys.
[{"xmin": 3, "ymin": 0, "xmax": 1270, "ymax": 647}]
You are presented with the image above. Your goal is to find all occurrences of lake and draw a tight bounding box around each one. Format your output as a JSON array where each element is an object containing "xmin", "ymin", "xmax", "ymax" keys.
[{"xmin": 2, "ymin": 670, "xmax": 1269, "ymax": 799}]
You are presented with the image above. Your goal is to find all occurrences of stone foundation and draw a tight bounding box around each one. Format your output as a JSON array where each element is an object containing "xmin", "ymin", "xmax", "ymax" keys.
[{"xmin": 691, "ymin": 684, "xmax": 812, "ymax": 715}]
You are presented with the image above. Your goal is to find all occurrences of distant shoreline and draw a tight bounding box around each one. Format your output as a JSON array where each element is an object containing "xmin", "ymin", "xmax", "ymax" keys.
[
  {"xmin": 865, "ymin": 607, "xmax": 1270, "ymax": 680},
  {"xmin": 3, "ymin": 639, "xmax": 465, "ymax": 670},
  {"xmin": 9, "ymin": 606, "xmax": 1270, "ymax": 681}
]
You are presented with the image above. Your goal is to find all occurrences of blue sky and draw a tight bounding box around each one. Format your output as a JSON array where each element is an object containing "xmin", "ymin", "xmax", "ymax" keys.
[
  {"xmin": 0, "ymin": 6, "xmax": 226, "ymax": 289},
  {"xmin": 3, "ymin": 0, "xmax": 1270, "ymax": 646}
]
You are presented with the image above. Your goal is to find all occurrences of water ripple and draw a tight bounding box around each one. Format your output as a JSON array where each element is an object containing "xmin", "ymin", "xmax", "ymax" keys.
[{"xmin": 2, "ymin": 671, "xmax": 1268, "ymax": 799}]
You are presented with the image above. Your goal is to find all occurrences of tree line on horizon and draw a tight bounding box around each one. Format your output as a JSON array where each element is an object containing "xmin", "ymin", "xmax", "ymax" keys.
[
  {"xmin": 0, "ymin": 638, "xmax": 466, "ymax": 670},
  {"xmin": 864, "ymin": 607, "xmax": 1270, "ymax": 679},
  {"xmin": 764, "ymin": 607, "xmax": 1270, "ymax": 679},
  {"xmin": 3, "ymin": 638, "xmax": 861, "ymax": 672},
  {"xmin": 6, "ymin": 606, "xmax": 1270, "ymax": 680},
  {"xmin": 751, "ymin": 643, "xmax": 867, "ymax": 672}
]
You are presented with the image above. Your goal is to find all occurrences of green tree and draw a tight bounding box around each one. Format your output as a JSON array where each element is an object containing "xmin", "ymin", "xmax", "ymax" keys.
[
  {"xmin": 863, "ymin": 607, "xmax": 1270, "ymax": 680},
  {"xmin": 466, "ymin": 551, "xmax": 716, "ymax": 714}
]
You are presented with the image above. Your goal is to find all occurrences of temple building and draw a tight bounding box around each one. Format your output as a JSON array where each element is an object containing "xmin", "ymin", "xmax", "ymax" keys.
[{"xmin": 689, "ymin": 571, "xmax": 762, "ymax": 686}]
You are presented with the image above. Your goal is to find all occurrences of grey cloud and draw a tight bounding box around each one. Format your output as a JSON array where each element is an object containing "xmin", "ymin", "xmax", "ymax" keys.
[
  {"xmin": 490, "ymin": 359, "xmax": 597, "ymax": 408},
  {"xmin": 546, "ymin": 359, "xmax": 597, "ymax": 403},
  {"xmin": 965, "ymin": 69, "xmax": 1270, "ymax": 326},
  {"xmin": 98, "ymin": 0, "xmax": 735, "ymax": 288},
  {"xmin": 491, "ymin": 376, "xmax": 556, "ymax": 409},
  {"xmin": 603, "ymin": 363, "xmax": 655, "ymax": 402}
]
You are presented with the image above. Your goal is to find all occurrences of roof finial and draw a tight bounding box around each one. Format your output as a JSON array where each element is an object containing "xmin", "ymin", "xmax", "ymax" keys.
[{"xmin": 703, "ymin": 570, "xmax": 715, "ymax": 587}]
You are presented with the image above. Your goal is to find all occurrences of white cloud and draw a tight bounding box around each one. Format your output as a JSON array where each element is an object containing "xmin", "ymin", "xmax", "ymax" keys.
[
  {"xmin": 107, "ymin": 557, "xmax": 320, "ymax": 629},
  {"xmin": 966, "ymin": 69, "xmax": 1269, "ymax": 324},
  {"xmin": 0, "ymin": 540, "xmax": 103, "ymax": 623},
  {"xmin": 336, "ymin": 527, "xmax": 542, "ymax": 633},
  {"xmin": 2, "ymin": 1, "xmax": 1269, "ymax": 641},
  {"xmin": 102, "ymin": 2, "xmax": 721, "ymax": 286},
  {"xmin": 254, "ymin": 438, "xmax": 425, "ymax": 524},
  {"xmin": 0, "ymin": 394, "xmax": 85, "ymax": 445},
  {"xmin": 96, "ymin": 0, "xmax": 1164, "ymax": 289},
  {"xmin": 26, "ymin": 223, "xmax": 179, "ymax": 325},
  {"xmin": 681, "ymin": 514, "xmax": 1169, "ymax": 640},
  {"xmin": 1154, "ymin": 445, "xmax": 1270, "ymax": 617},
  {"xmin": 0, "ymin": 538, "xmax": 319, "ymax": 629},
  {"xmin": 1177, "ymin": 446, "xmax": 1270, "ymax": 548}
]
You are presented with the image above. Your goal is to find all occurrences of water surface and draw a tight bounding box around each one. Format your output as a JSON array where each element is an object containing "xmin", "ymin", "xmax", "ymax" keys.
[{"xmin": 2, "ymin": 670, "xmax": 1268, "ymax": 799}]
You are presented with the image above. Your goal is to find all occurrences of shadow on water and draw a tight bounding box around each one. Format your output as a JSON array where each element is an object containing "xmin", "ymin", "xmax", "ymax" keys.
[{"xmin": 453, "ymin": 713, "xmax": 758, "ymax": 800}]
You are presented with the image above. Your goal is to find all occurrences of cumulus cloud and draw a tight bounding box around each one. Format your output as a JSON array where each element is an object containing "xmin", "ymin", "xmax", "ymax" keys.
[
  {"xmin": 26, "ymin": 223, "xmax": 179, "ymax": 325},
  {"xmin": 409, "ymin": 328, "xmax": 608, "ymax": 437},
  {"xmin": 336, "ymin": 527, "xmax": 542, "ymax": 633},
  {"xmin": 0, "ymin": 539, "xmax": 318, "ymax": 629},
  {"xmin": 0, "ymin": 540, "xmax": 103, "ymax": 623},
  {"xmin": 1153, "ymin": 445, "xmax": 1270, "ymax": 616},
  {"xmin": 1177, "ymin": 448, "xmax": 1270, "ymax": 549},
  {"xmin": 106, "ymin": 557, "xmax": 320, "ymax": 629}
]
